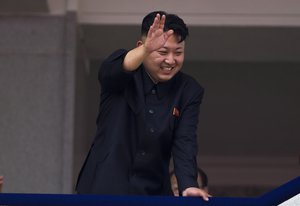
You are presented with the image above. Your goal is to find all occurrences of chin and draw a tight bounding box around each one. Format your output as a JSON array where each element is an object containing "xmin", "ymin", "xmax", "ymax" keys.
[
  {"xmin": 158, "ymin": 77, "xmax": 172, "ymax": 82},
  {"xmin": 160, "ymin": 74, "xmax": 176, "ymax": 82}
]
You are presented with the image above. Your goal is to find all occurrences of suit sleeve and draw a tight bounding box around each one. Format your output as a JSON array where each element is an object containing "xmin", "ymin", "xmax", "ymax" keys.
[
  {"xmin": 99, "ymin": 49, "xmax": 136, "ymax": 93},
  {"xmin": 172, "ymin": 82, "xmax": 204, "ymax": 194}
]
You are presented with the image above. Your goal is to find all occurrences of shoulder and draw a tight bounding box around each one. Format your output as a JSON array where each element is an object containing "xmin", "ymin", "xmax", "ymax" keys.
[
  {"xmin": 103, "ymin": 49, "xmax": 128, "ymax": 63},
  {"xmin": 174, "ymin": 72, "xmax": 205, "ymax": 105},
  {"xmin": 177, "ymin": 72, "xmax": 204, "ymax": 94}
]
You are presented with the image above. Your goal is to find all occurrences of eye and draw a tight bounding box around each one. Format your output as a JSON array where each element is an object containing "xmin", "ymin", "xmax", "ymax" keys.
[
  {"xmin": 175, "ymin": 51, "xmax": 183, "ymax": 56},
  {"xmin": 158, "ymin": 51, "xmax": 167, "ymax": 55}
]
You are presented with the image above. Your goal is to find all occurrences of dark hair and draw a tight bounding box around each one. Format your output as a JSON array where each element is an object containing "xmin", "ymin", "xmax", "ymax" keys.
[{"xmin": 141, "ymin": 11, "xmax": 189, "ymax": 42}]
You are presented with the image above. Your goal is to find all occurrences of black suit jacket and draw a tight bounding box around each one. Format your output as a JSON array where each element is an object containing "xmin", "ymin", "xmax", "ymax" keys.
[{"xmin": 76, "ymin": 49, "xmax": 204, "ymax": 195}]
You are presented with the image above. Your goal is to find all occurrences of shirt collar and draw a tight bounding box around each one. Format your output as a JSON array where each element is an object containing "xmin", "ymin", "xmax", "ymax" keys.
[{"xmin": 142, "ymin": 67, "xmax": 177, "ymax": 99}]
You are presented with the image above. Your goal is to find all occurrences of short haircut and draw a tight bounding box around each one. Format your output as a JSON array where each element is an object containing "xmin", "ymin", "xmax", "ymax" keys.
[{"xmin": 141, "ymin": 11, "xmax": 189, "ymax": 43}]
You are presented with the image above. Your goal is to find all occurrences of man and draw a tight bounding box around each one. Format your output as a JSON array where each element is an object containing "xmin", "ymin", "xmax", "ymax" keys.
[{"xmin": 76, "ymin": 11, "xmax": 209, "ymax": 201}]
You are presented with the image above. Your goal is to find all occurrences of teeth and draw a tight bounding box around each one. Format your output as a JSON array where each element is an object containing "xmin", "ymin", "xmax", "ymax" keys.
[{"xmin": 163, "ymin": 67, "xmax": 172, "ymax": 71}]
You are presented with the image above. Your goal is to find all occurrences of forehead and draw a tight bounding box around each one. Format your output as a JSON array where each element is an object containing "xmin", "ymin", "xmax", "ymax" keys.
[{"xmin": 163, "ymin": 34, "xmax": 185, "ymax": 49}]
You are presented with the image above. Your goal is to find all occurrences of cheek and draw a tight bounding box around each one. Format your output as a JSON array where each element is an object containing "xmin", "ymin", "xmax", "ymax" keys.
[
  {"xmin": 150, "ymin": 59, "xmax": 165, "ymax": 70},
  {"xmin": 176, "ymin": 56, "xmax": 184, "ymax": 65},
  {"xmin": 153, "ymin": 56, "xmax": 165, "ymax": 64},
  {"xmin": 145, "ymin": 55, "xmax": 163, "ymax": 66}
]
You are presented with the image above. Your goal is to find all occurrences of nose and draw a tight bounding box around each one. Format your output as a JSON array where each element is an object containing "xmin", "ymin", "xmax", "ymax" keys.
[{"xmin": 164, "ymin": 53, "xmax": 175, "ymax": 65}]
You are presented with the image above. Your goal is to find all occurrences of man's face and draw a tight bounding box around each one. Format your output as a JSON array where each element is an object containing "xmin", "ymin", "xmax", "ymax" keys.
[{"xmin": 143, "ymin": 34, "xmax": 185, "ymax": 82}]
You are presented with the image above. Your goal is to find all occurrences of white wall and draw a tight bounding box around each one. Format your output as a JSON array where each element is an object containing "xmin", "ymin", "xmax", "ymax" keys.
[
  {"xmin": 0, "ymin": 13, "xmax": 77, "ymax": 194},
  {"xmin": 76, "ymin": 0, "xmax": 300, "ymax": 26}
]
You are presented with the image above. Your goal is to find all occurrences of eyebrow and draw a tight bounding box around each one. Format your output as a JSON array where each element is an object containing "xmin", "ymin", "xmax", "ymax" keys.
[{"xmin": 160, "ymin": 46, "xmax": 184, "ymax": 50}]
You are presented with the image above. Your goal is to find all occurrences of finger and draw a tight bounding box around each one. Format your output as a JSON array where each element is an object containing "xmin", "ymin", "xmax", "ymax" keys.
[
  {"xmin": 153, "ymin": 13, "xmax": 160, "ymax": 30},
  {"xmin": 203, "ymin": 196, "xmax": 210, "ymax": 201},
  {"xmin": 183, "ymin": 190, "xmax": 210, "ymax": 201},
  {"xmin": 148, "ymin": 14, "xmax": 159, "ymax": 36},
  {"xmin": 147, "ymin": 25, "xmax": 154, "ymax": 37},
  {"xmin": 201, "ymin": 192, "xmax": 210, "ymax": 201},
  {"xmin": 165, "ymin": 29, "xmax": 174, "ymax": 38},
  {"xmin": 159, "ymin": 14, "xmax": 166, "ymax": 29},
  {"xmin": 198, "ymin": 191, "xmax": 210, "ymax": 201}
]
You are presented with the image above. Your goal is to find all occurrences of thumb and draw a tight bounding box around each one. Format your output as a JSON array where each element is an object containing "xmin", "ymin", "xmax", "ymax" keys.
[{"xmin": 165, "ymin": 29, "xmax": 174, "ymax": 38}]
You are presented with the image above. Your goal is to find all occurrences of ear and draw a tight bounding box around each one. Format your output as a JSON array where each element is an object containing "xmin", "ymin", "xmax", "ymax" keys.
[{"xmin": 136, "ymin": 40, "xmax": 143, "ymax": 47}]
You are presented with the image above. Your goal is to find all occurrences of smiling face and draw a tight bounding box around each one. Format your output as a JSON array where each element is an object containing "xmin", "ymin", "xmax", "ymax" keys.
[{"xmin": 143, "ymin": 34, "xmax": 185, "ymax": 82}]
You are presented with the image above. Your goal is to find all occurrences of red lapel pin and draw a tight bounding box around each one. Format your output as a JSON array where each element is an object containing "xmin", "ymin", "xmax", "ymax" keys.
[{"xmin": 172, "ymin": 107, "xmax": 180, "ymax": 117}]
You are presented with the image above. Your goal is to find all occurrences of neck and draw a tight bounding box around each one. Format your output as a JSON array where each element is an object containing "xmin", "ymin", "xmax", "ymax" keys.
[{"xmin": 146, "ymin": 71, "xmax": 158, "ymax": 84}]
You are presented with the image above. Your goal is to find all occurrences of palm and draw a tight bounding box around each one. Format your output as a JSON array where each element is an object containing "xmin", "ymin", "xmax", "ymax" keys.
[{"xmin": 144, "ymin": 14, "xmax": 173, "ymax": 52}]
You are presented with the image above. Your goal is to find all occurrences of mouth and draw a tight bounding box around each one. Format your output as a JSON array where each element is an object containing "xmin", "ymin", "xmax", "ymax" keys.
[{"xmin": 161, "ymin": 66, "xmax": 174, "ymax": 72}]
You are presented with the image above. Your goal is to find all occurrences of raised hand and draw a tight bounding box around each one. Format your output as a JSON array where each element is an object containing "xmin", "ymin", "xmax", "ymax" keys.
[
  {"xmin": 122, "ymin": 13, "xmax": 174, "ymax": 71},
  {"xmin": 144, "ymin": 13, "xmax": 174, "ymax": 53}
]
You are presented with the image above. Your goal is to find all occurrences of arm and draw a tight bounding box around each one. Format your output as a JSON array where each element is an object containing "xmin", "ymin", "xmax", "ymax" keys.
[
  {"xmin": 172, "ymin": 84, "xmax": 211, "ymax": 201},
  {"xmin": 99, "ymin": 13, "xmax": 173, "ymax": 92}
]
